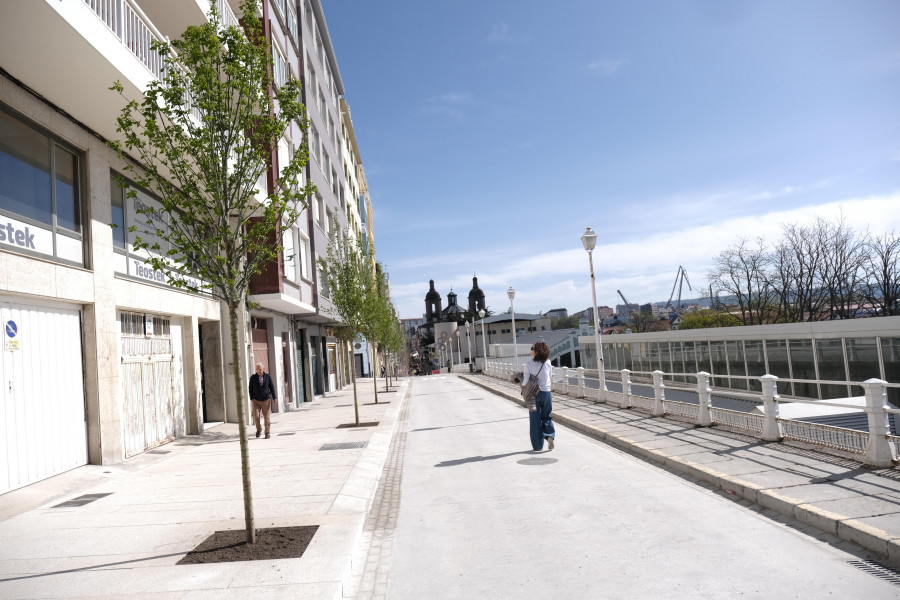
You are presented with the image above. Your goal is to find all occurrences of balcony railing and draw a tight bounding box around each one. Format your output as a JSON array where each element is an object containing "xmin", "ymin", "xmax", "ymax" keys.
[{"xmin": 84, "ymin": 0, "xmax": 165, "ymax": 78}]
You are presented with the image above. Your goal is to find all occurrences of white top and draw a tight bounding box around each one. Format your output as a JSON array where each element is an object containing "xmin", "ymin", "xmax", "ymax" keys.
[{"xmin": 522, "ymin": 359, "xmax": 552, "ymax": 392}]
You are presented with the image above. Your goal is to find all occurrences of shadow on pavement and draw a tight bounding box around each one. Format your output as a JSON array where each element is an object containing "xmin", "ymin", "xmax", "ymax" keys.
[{"xmin": 435, "ymin": 450, "xmax": 536, "ymax": 467}]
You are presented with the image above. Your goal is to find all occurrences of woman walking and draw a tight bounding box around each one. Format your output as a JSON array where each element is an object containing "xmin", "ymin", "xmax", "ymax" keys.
[{"xmin": 522, "ymin": 342, "xmax": 555, "ymax": 451}]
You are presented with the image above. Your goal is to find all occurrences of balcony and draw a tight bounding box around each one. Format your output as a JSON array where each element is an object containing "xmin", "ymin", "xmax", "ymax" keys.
[{"xmin": 0, "ymin": 0, "xmax": 240, "ymax": 141}]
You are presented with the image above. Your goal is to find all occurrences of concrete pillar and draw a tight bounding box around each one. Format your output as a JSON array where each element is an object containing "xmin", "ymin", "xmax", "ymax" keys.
[
  {"xmin": 696, "ymin": 371, "xmax": 712, "ymax": 427},
  {"xmin": 621, "ymin": 369, "xmax": 632, "ymax": 409},
  {"xmin": 576, "ymin": 367, "xmax": 585, "ymax": 398},
  {"xmin": 760, "ymin": 374, "xmax": 782, "ymax": 442},
  {"xmin": 652, "ymin": 370, "xmax": 666, "ymax": 416},
  {"xmin": 561, "ymin": 367, "xmax": 569, "ymax": 395},
  {"xmin": 862, "ymin": 379, "xmax": 896, "ymax": 467}
]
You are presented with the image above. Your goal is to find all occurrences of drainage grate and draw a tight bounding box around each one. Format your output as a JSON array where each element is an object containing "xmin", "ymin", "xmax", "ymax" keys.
[
  {"xmin": 847, "ymin": 560, "xmax": 900, "ymax": 587},
  {"xmin": 278, "ymin": 432, "xmax": 296, "ymax": 436},
  {"xmin": 52, "ymin": 493, "xmax": 113, "ymax": 508},
  {"xmin": 147, "ymin": 449, "xmax": 170, "ymax": 455},
  {"xmin": 319, "ymin": 441, "xmax": 368, "ymax": 451}
]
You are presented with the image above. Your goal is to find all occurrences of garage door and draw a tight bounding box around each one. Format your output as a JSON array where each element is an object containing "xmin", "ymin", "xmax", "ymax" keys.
[{"xmin": 1, "ymin": 301, "xmax": 87, "ymax": 495}]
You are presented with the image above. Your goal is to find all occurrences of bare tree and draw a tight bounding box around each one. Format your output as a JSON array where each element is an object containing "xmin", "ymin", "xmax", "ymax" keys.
[
  {"xmin": 817, "ymin": 216, "xmax": 867, "ymax": 319},
  {"xmin": 769, "ymin": 222, "xmax": 829, "ymax": 321},
  {"xmin": 860, "ymin": 231, "xmax": 900, "ymax": 316},
  {"xmin": 707, "ymin": 237, "xmax": 772, "ymax": 325}
]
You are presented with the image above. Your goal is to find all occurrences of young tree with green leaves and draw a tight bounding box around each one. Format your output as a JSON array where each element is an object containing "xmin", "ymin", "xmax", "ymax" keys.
[
  {"xmin": 108, "ymin": 0, "xmax": 310, "ymax": 543},
  {"xmin": 318, "ymin": 233, "xmax": 373, "ymax": 425}
]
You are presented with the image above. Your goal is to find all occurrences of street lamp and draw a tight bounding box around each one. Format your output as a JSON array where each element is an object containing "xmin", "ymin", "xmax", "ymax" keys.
[
  {"xmin": 581, "ymin": 227, "xmax": 607, "ymax": 396},
  {"xmin": 465, "ymin": 321, "xmax": 472, "ymax": 372},
  {"xmin": 448, "ymin": 335, "xmax": 454, "ymax": 370},
  {"xmin": 507, "ymin": 286, "xmax": 517, "ymax": 365},
  {"xmin": 455, "ymin": 329, "xmax": 462, "ymax": 368},
  {"xmin": 478, "ymin": 309, "xmax": 487, "ymax": 367}
]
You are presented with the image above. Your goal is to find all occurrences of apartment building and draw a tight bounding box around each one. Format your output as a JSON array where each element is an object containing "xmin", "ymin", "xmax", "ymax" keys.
[{"xmin": 0, "ymin": 0, "xmax": 365, "ymax": 495}]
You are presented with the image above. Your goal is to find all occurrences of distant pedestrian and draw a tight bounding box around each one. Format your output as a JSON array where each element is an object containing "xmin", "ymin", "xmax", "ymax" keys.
[
  {"xmin": 522, "ymin": 342, "xmax": 555, "ymax": 451},
  {"xmin": 381, "ymin": 365, "xmax": 386, "ymax": 378},
  {"xmin": 248, "ymin": 362, "xmax": 276, "ymax": 439}
]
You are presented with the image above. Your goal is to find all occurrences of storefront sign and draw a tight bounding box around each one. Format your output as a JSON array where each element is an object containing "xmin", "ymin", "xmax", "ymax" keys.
[{"xmin": 0, "ymin": 215, "xmax": 53, "ymax": 258}]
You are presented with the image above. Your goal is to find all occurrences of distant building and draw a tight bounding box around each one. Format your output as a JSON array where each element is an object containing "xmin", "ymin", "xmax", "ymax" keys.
[
  {"xmin": 546, "ymin": 308, "xmax": 568, "ymax": 320},
  {"xmin": 573, "ymin": 306, "xmax": 615, "ymax": 321}
]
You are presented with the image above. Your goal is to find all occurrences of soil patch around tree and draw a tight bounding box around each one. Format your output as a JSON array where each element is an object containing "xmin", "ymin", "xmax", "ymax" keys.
[
  {"xmin": 177, "ymin": 526, "xmax": 318, "ymax": 565},
  {"xmin": 336, "ymin": 422, "xmax": 379, "ymax": 429}
]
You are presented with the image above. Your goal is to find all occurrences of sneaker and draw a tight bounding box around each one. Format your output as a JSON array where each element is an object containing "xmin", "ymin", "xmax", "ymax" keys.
[
  {"xmin": 265, "ymin": 433, "xmax": 270, "ymax": 439},
  {"xmin": 547, "ymin": 437, "xmax": 554, "ymax": 451},
  {"xmin": 256, "ymin": 430, "xmax": 261, "ymax": 438}
]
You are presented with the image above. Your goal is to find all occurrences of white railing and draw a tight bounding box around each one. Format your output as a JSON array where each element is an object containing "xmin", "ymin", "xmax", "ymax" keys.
[
  {"xmin": 778, "ymin": 419, "xmax": 868, "ymax": 455},
  {"xmin": 710, "ymin": 408, "xmax": 765, "ymax": 435},
  {"xmin": 482, "ymin": 357, "xmax": 898, "ymax": 467},
  {"xmin": 666, "ymin": 400, "xmax": 699, "ymax": 421},
  {"xmin": 216, "ymin": 0, "xmax": 240, "ymax": 30},
  {"xmin": 85, "ymin": 0, "xmax": 167, "ymax": 78}
]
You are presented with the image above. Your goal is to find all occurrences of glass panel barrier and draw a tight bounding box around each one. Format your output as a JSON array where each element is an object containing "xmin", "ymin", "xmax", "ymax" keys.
[
  {"xmin": 727, "ymin": 340, "xmax": 747, "ymax": 390},
  {"xmin": 766, "ymin": 340, "xmax": 792, "ymax": 395},
  {"xmin": 816, "ymin": 339, "xmax": 849, "ymax": 399},
  {"xmin": 710, "ymin": 341, "xmax": 728, "ymax": 387},
  {"xmin": 790, "ymin": 339, "xmax": 817, "ymax": 398},
  {"xmin": 745, "ymin": 340, "xmax": 765, "ymax": 392},
  {"xmin": 881, "ymin": 338, "xmax": 900, "ymax": 407}
]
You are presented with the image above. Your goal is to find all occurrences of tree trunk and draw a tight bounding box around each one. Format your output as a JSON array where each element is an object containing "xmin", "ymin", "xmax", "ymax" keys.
[
  {"xmin": 228, "ymin": 301, "xmax": 256, "ymax": 544},
  {"xmin": 352, "ymin": 355, "xmax": 360, "ymax": 425},
  {"xmin": 372, "ymin": 343, "xmax": 379, "ymax": 404}
]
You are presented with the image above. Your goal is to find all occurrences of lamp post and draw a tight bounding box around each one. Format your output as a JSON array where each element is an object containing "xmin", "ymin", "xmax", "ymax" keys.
[
  {"xmin": 455, "ymin": 329, "xmax": 462, "ymax": 369},
  {"xmin": 465, "ymin": 321, "xmax": 473, "ymax": 372},
  {"xmin": 507, "ymin": 286, "xmax": 517, "ymax": 365},
  {"xmin": 478, "ymin": 309, "xmax": 487, "ymax": 366},
  {"xmin": 581, "ymin": 227, "xmax": 607, "ymax": 396}
]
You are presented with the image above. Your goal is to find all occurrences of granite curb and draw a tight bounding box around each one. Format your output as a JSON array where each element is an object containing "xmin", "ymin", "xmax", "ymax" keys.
[{"xmin": 460, "ymin": 373, "xmax": 900, "ymax": 569}]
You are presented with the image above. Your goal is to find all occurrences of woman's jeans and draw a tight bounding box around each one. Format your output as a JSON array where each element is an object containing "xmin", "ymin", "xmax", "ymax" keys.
[{"xmin": 529, "ymin": 391, "xmax": 555, "ymax": 450}]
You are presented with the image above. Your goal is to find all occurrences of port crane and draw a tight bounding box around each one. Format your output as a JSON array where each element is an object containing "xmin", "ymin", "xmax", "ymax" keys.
[
  {"xmin": 665, "ymin": 266, "xmax": 693, "ymax": 312},
  {"xmin": 617, "ymin": 290, "xmax": 631, "ymax": 307}
]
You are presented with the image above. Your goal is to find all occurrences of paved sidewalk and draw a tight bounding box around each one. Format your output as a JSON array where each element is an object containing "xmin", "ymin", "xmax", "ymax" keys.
[
  {"xmin": 0, "ymin": 377, "xmax": 408, "ymax": 600},
  {"xmin": 462, "ymin": 373, "xmax": 900, "ymax": 569}
]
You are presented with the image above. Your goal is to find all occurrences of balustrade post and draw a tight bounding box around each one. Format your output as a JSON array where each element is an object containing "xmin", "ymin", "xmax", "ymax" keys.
[
  {"xmin": 621, "ymin": 369, "xmax": 632, "ymax": 408},
  {"xmin": 651, "ymin": 370, "xmax": 665, "ymax": 416},
  {"xmin": 760, "ymin": 374, "xmax": 781, "ymax": 442},
  {"xmin": 696, "ymin": 371, "xmax": 712, "ymax": 426},
  {"xmin": 561, "ymin": 367, "xmax": 569, "ymax": 395},
  {"xmin": 862, "ymin": 379, "xmax": 896, "ymax": 467},
  {"xmin": 577, "ymin": 367, "xmax": 585, "ymax": 398}
]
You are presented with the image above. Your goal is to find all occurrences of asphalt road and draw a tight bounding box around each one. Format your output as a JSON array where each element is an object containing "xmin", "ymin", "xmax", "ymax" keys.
[{"xmin": 385, "ymin": 374, "xmax": 898, "ymax": 600}]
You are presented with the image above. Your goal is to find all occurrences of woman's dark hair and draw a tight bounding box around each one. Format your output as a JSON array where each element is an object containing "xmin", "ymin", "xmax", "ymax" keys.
[{"xmin": 532, "ymin": 341, "xmax": 550, "ymax": 362}]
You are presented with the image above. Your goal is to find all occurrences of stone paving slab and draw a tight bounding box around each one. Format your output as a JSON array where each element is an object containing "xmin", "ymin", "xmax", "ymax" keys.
[
  {"xmin": 462, "ymin": 373, "xmax": 900, "ymax": 569},
  {"xmin": 0, "ymin": 378, "xmax": 409, "ymax": 600}
]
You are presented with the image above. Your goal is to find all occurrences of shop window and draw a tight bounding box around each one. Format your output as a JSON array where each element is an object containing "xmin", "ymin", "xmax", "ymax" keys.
[{"xmin": 0, "ymin": 108, "xmax": 84, "ymax": 265}]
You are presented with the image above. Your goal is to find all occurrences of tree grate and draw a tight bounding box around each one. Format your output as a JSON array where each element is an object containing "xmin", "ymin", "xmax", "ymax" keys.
[
  {"xmin": 278, "ymin": 432, "xmax": 296, "ymax": 436},
  {"xmin": 319, "ymin": 441, "xmax": 368, "ymax": 451},
  {"xmin": 847, "ymin": 560, "xmax": 900, "ymax": 587},
  {"xmin": 52, "ymin": 493, "xmax": 113, "ymax": 508}
]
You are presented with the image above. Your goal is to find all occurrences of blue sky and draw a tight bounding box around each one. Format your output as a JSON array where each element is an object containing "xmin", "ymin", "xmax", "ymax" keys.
[{"xmin": 321, "ymin": 0, "xmax": 900, "ymax": 319}]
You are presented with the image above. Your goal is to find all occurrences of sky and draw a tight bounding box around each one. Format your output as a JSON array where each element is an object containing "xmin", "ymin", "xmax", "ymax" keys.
[{"xmin": 320, "ymin": 0, "xmax": 900, "ymax": 319}]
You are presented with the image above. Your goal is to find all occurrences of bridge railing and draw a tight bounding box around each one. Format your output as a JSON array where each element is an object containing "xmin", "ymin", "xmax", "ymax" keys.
[{"xmin": 482, "ymin": 358, "xmax": 899, "ymax": 468}]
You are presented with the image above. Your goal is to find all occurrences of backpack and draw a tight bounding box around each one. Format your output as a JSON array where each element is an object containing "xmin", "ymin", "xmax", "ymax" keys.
[{"xmin": 520, "ymin": 363, "xmax": 544, "ymax": 411}]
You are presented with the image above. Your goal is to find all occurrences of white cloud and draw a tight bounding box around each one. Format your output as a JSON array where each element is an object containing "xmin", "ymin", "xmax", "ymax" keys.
[
  {"xmin": 586, "ymin": 58, "xmax": 625, "ymax": 75},
  {"xmin": 389, "ymin": 193, "xmax": 900, "ymax": 318},
  {"xmin": 487, "ymin": 24, "xmax": 511, "ymax": 43},
  {"xmin": 419, "ymin": 92, "xmax": 474, "ymax": 119}
]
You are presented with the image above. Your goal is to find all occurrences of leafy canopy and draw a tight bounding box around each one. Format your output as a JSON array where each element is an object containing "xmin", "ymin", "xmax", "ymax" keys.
[{"xmin": 109, "ymin": 0, "xmax": 312, "ymax": 305}]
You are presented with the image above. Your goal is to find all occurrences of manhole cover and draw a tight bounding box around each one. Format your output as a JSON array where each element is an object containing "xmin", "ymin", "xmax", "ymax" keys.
[{"xmin": 319, "ymin": 441, "xmax": 368, "ymax": 451}]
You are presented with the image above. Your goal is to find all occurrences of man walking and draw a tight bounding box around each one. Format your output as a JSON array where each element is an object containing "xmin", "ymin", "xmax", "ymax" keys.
[{"xmin": 249, "ymin": 362, "xmax": 277, "ymax": 439}]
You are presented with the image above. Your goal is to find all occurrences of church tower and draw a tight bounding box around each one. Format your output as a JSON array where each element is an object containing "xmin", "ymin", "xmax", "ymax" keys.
[
  {"xmin": 425, "ymin": 280, "xmax": 442, "ymax": 323},
  {"xmin": 468, "ymin": 276, "xmax": 486, "ymax": 315}
]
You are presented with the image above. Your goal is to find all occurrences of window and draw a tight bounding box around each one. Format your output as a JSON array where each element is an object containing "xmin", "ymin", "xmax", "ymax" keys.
[
  {"xmin": 309, "ymin": 127, "xmax": 320, "ymax": 165},
  {"xmin": 306, "ymin": 58, "xmax": 317, "ymax": 103},
  {"xmin": 297, "ymin": 231, "xmax": 310, "ymax": 280},
  {"xmin": 272, "ymin": 41, "xmax": 288, "ymax": 89},
  {"xmin": 318, "ymin": 90, "xmax": 326, "ymax": 117},
  {"xmin": 0, "ymin": 108, "xmax": 84, "ymax": 265},
  {"xmin": 316, "ymin": 194, "xmax": 325, "ymax": 230},
  {"xmin": 110, "ymin": 174, "xmax": 125, "ymax": 249},
  {"xmin": 283, "ymin": 226, "xmax": 297, "ymax": 283}
]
